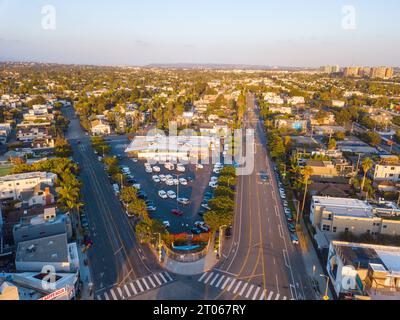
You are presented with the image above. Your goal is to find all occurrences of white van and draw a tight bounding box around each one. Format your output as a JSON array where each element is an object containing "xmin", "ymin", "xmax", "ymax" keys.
[{"xmin": 112, "ymin": 184, "xmax": 120, "ymax": 195}]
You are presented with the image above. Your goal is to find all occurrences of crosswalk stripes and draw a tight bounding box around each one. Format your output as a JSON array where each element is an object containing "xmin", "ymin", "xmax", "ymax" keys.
[
  {"xmin": 96, "ymin": 272, "xmax": 174, "ymax": 300},
  {"xmin": 197, "ymin": 271, "xmax": 289, "ymax": 301}
]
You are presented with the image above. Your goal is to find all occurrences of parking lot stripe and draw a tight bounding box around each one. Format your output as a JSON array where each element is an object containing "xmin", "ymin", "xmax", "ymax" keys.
[
  {"xmin": 198, "ymin": 272, "xmax": 208, "ymax": 282},
  {"xmin": 159, "ymin": 273, "xmax": 168, "ymax": 283},
  {"xmin": 141, "ymin": 278, "xmax": 150, "ymax": 290},
  {"xmin": 239, "ymin": 283, "xmax": 248, "ymax": 296},
  {"xmin": 204, "ymin": 272, "xmax": 214, "ymax": 284},
  {"xmin": 221, "ymin": 277, "xmax": 231, "ymax": 290},
  {"xmin": 233, "ymin": 281, "xmax": 242, "ymax": 294},
  {"xmin": 227, "ymin": 279, "xmax": 236, "ymax": 291},
  {"xmin": 267, "ymin": 291, "xmax": 274, "ymax": 300},
  {"xmin": 275, "ymin": 293, "xmax": 280, "ymax": 300},
  {"xmin": 215, "ymin": 275, "xmax": 225, "ymax": 288},
  {"xmin": 97, "ymin": 295, "xmax": 102, "ymax": 301},
  {"xmin": 124, "ymin": 285, "xmax": 131, "ymax": 297},
  {"xmin": 252, "ymin": 287, "xmax": 261, "ymax": 300},
  {"xmin": 259, "ymin": 289, "xmax": 266, "ymax": 300},
  {"xmin": 153, "ymin": 274, "xmax": 162, "ymax": 286},
  {"xmin": 110, "ymin": 289, "xmax": 118, "ymax": 300},
  {"xmin": 147, "ymin": 276, "xmax": 157, "ymax": 288},
  {"xmin": 282, "ymin": 296, "xmax": 287, "ymax": 300},
  {"xmin": 245, "ymin": 284, "xmax": 255, "ymax": 298},
  {"xmin": 130, "ymin": 283, "xmax": 137, "ymax": 295},
  {"xmin": 164, "ymin": 272, "xmax": 173, "ymax": 282},
  {"xmin": 104, "ymin": 292, "xmax": 110, "ymax": 300},
  {"xmin": 209, "ymin": 274, "xmax": 220, "ymax": 286},
  {"xmin": 136, "ymin": 280, "xmax": 144, "ymax": 292}
]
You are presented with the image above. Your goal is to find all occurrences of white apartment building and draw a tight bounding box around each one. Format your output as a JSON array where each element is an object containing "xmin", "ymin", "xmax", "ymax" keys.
[
  {"xmin": 286, "ymin": 96, "xmax": 305, "ymax": 105},
  {"xmin": 327, "ymin": 241, "xmax": 400, "ymax": 300},
  {"xmin": 0, "ymin": 172, "xmax": 57, "ymax": 201},
  {"xmin": 264, "ymin": 92, "xmax": 284, "ymax": 104},
  {"xmin": 269, "ymin": 106, "xmax": 292, "ymax": 114},
  {"xmin": 310, "ymin": 196, "xmax": 400, "ymax": 238},
  {"xmin": 374, "ymin": 158, "xmax": 400, "ymax": 182}
]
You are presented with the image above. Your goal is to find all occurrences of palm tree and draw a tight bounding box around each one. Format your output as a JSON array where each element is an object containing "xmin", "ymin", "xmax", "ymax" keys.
[
  {"xmin": 360, "ymin": 157, "xmax": 373, "ymax": 192},
  {"xmin": 300, "ymin": 166, "xmax": 313, "ymax": 217}
]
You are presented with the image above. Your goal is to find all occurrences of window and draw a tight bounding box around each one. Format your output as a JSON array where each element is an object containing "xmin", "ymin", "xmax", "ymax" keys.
[
  {"xmin": 333, "ymin": 227, "xmax": 337, "ymax": 233},
  {"xmin": 322, "ymin": 225, "xmax": 331, "ymax": 232},
  {"xmin": 383, "ymin": 225, "xmax": 388, "ymax": 229},
  {"xmin": 345, "ymin": 228, "xmax": 349, "ymax": 233}
]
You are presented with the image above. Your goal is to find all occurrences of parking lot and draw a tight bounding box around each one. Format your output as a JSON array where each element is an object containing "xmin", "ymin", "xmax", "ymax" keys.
[{"xmin": 106, "ymin": 136, "xmax": 220, "ymax": 234}]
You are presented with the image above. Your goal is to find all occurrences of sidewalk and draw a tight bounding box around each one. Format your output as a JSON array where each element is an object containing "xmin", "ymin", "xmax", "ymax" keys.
[
  {"xmin": 298, "ymin": 219, "xmax": 334, "ymax": 300},
  {"xmin": 77, "ymin": 243, "xmax": 94, "ymax": 300},
  {"xmin": 159, "ymin": 238, "xmax": 219, "ymax": 276}
]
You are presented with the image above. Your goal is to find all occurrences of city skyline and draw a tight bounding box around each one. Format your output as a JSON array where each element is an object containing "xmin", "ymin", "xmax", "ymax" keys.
[{"xmin": 1, "ymin": 0, "xmax": 400, "ymax": 67}]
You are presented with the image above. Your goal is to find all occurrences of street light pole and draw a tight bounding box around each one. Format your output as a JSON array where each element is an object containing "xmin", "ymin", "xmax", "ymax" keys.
[{"xmin": 320, "ymin": 274, "xmax": 330, "ymax": 300}]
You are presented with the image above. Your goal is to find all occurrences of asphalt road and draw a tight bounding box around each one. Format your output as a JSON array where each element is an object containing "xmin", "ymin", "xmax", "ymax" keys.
[
  {"xmin": 62, "ymin": 107, "xmax": 162, "ymax": 296},
  {"xmin": 204, "ymin": 93, "xmax": 313, "ymax": 300}
]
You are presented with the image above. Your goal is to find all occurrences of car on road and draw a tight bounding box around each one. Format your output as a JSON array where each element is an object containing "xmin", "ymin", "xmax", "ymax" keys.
[
  {"xmin": 163, "ymin": 221, "xmax": 170, "ymax": 228},
  {"xmin": 290, "ymin": 232, "xmax": 299, "ymax": 245},
  {"xmin": 259, "ymin": 171, "xmax": 269, "ymax": 183},
  {"xmin": 167, "ymin": 190, "xmax": 177, "ymax": 199},
  {"xmin": 177, "ymin": 197, "xmax": 190, "ymax": 205},
  {"xmin": 158, "ymin": 190, "xmax": 168, "ymax": 199},
  {"xmin": 152, "ymin": 175, "xmax": 161, "ymax": 183},
  {"xmin": 171, "ymin": 209, "xmax": 184, "ymax": 216},
  {"xmin": 225, "ymin": 225, "xmax": 232, "ymax": 238}
]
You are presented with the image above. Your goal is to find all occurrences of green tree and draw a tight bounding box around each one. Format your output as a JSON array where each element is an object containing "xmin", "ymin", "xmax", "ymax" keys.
[
  {"xmin": 360, "ymin": 157, "xmax": 373, "ymax": 192},
  {"xmin": 214, "ymin": 186, "xmax": 235, "ymax": 200},
  {"xmin": 204, "ymin": 210, "xmax": 233, "ymax": 233}
]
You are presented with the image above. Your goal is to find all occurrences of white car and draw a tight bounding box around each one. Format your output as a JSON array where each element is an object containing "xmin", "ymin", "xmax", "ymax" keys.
[
  {"xmin": 210, "ymin": 176, "xmax": 218, "ymax": 182},
  {"xmin": 132, "ymin": 158, "xmax": 138, "ymax": 163},
  {"xmin": 179, "ymin": 178, "xmax": 188, "ymax": 185},
  {"xmin": 98, "ymin": 156, "xmax": 103, "ymax": 162},
  {"xmin": 165, "ymin": 179, "xmax": 174, "ymax": 186},
  {"xmin": 195, "ymin": 164, "xmax": 204, "ymax": 169},
  {"xmin": 177, "ymin": 197, "xmax": 190, "ymax": 205},
  {"xmin": 173, "ymin": 179, "xmax": 179, "ymax": 185},
  {"xmin": 167, "ymin": 190, "xmax": 177, "ymax": 199},
  {"xmin": 163, "ymin": 221, "xmax": 170, "ymax": 228},
  {"xmin": 164, "ymin": 163, "xmax": 175, "ymax": 171},
  {"xmin": 153, "ymin": 166, "xmax": 161, "ymax": 173},
  {"xmin": 201, "ymin": 203, "xmax": 211, "ymax": 210},
  {"xmin": 176, "ymin": 164, "xmax": 186, "ymax": 172},
  {"xmin": 165, "ymin": 175, "xmax": 173, "ymax": 180},
  {"xmin": 159, "ymin": 174, "xmax": 166, "ymax": 182},
  {"xmin": 133, "ymin": 183, "xmax": 141, "ymax": 190},
  {"xmin": 214, "ymin": 162, "xmax": 223, "ymax": 169},
  {"xmin": 147, "ymin": 206, "xmax": 157, "ymax": 212},
  {"xmin": 145, "ymin": 166, "xmax": 153, "ymax": 173},
  {"xmin": 213, "ymin": 168, "xmax": 221, "ymax": 174},
  {"xmin": 158, "ymin": 190, "xmax": 168, "ymax": 199},
  {"xmin": 209, "ymin": 181, "xmax": 218, "ymax": 188},
  {"xmin": 152, "ymin": 175, "xmax": 161, "ymax": 183}
]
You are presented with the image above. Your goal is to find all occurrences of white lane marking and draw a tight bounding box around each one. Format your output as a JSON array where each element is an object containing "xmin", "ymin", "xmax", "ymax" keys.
[
  {"xmin": 221, "ymin": 277, "xmax": 231, "ymax": 290},
  {"xmin": 275, "ymin": 293, "xmax": 281, "ymax": 300},
  {"xmin": 164, "ymin": 272, "xmax": 173, "ymax": 281},
  {"xmin": 267, "ymin": 291, "xmax": 274, "ymax": 300},
  {"xmin": 153, "ymin": 274, "xmax": 162, "ymax": 286},
  {"xmin": 198, "ymin": 272, "xmax": 208, "ymax": 282},
  {"xmin": 147, "ymin": 276, "xmax": 156, "ymax": 288},
  {"xmin": 227, "ymin": 279, "xmax": 237, "ymax": 292},
  {"xmin": 104, "ymin": 292, "xmax": 110, "ymax": 300},
  {"xmin": 117, "ymin": 287, "xmax": 124, "ymax": 299},
  {"xmin": 259, "ymin": 289, "xmax": 266, "ymax": 300},
  {"xmin": 215, "ymin": 275, "xmax": 225, "ymax": 288},
  {"xmin": 239, "ymin": 282, "xmax": 249, "ymax": 296},
  {"xmin": 110, "ymin": 289, "xmax": 118, "ymax": 300},
  {"xmin": 130, "ymin": 283, "xmax": 137, "ymax": 295},
  {"xmin": 283, "ymin": 250, "xmax": 289, "ymax": 267},
  {"xmin": 136, "ymin": 280, "xmax": 144, "ymax": 292},
  {"xmin": 159, "ymin": 273, "xmax": 168, "ymax": 283},
  {"xmin": 123, "ymin": 285, "xmax": 131, "ymax": 297},
  {"xmin": 210, "ymin": 274, "xmax": 220, "ymax": 286},
  {"xmin": 204, "ymin": 272, "xmax": 214, "ymax": 284},
  {"xmin": 233, "ymin": 281, "xmax": 243, "ymax": 294},
  {"xmin": 142, "ymin": 278, "xmax": 150, "ymax": 290},
  {"xmin": 245, "ymin": 284, "xmax": 255, "ymax": 298},
  {"xmin": 252, "ymin": 287, "xmax": 261, "ymax": 300}
]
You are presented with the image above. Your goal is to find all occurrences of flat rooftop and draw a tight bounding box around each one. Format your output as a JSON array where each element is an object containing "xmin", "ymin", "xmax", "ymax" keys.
[
  {"xmin": 313, "ymin": 196, "xmax": 373, "ymax": 218},
  {"xmin": 333, "ymin": 241, "xmax": 400, "ymax": 272},
  {"xmin": 16, "ymin": 233, "xmax": 69, "ymax": 263},
  {"xmin": 0, "ymin": 171, "xmax": 53, "ymax": 183}
]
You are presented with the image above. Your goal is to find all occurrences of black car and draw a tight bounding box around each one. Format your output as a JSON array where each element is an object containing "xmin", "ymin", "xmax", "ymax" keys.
[
  {"xmin": 191, "ymin": 228, "xmax": 202, "ymax": 235},
  {"xmin": 225, "ymin": 225, "xmax": 232, "ymax": 238},
  {"xmin": 137, "ymin": 192, "xmax": 147, "ymax": 200},
  {"xmin": 287, "ymin": 223, "xmax": 296, "ymax": 232}
]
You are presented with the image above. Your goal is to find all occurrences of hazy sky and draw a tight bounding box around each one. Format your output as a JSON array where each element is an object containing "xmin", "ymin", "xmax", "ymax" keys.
[{"xmin": 0, "ymin": 0, "xmax": 399, "ymax": 67}]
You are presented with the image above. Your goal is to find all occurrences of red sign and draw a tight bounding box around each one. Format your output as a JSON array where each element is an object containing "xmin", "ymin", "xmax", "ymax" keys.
[{"xmin": 39, "ymin": 287, "xmax": 68, "ymax": 301}]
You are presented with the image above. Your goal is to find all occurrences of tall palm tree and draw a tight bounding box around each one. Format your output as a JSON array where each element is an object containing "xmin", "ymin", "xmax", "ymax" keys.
[
  {"xmin": 360, "ymin": 157, "xmax": 373, "ymax": 192},
  {"xmin": 300, "ymin": 166, "xmax": 313, "ymax": 217}
]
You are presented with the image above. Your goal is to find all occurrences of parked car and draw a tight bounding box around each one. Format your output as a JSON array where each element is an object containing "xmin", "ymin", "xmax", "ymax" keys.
[
  {"xmin": 167, "ymin": 190, "xmax": 177, "ymax": 199},
  {"xmin": 179, "ymin": 178, "xmax": 188, "ymax": 185},
  {"xmin": 290, "ymin": 232, "xmax": 299, "ymax": 245},
  {"xmin": 225, "ymin": 225, "xmax": 232, "ymax": 238},
  {"xmin": 177, "ymin": 198, "xmax": 190, "ymax": 205},
  {"xmin": 146, "ymin": 206, "xmax": 157, "ymax": 212},
  {"xmin": 153, "ymin": 166, "xmax": 161, "ymax": 173},
  {"xmin": 163, "ymin": 221, "xmax": 170, "ymax": 228},
  {"xmin": 209, "ymin": 181, "xmax": 218, "ymax": 188},
  {"xmin": 173, "ymin": 179, "xmax": 179, "ymax": 186},
  {"xmin": 287, "ymin": 223, "xmax": 296, "ymax": 232},
  {"xmin": 191, "ymin": 228, "xmax": 202, "ymax": 235},
  {"xmin": 196, "ymin": 164, "xmax": 204, "ymax": 169},
  {"xmin": 201, "ymin": 203, "xmax": 211, "ymax": 210},
  {"xmin": 133, "ymin": 183, "xmax": 141, "ymax": 190},
  {"xmin": 176, "ymin": 164, "xmax": 186, "ymax": 172},
  {"xmin": 164, "ymin": 163, "xmax": 175, "ymax": 171},
  {"xmin": 159, "ymin": 174, "xmax": 166, "ymax": 182},
  {"xmin": 152, "ymin": 175, "xmax": 161, "ymax": 183},
  {"xmin": 284, "ymin": 207, "xmax": 291, "ymax": 215},
  {"xmin": 171, "ymin": 209, "xmax": 184, "ymax": 216},
  {"xmin": 158, "ymin": 190, "xmax": 168, "ymax": 199},
  {"xmin": 145, "ymin": 166, "xmax": 153, "ymax": 173}
]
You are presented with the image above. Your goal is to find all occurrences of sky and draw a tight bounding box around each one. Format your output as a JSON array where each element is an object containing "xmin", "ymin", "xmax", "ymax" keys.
[{"xmin": 0, "ymin": 0, "xmax": 399, "ymax": 67}]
